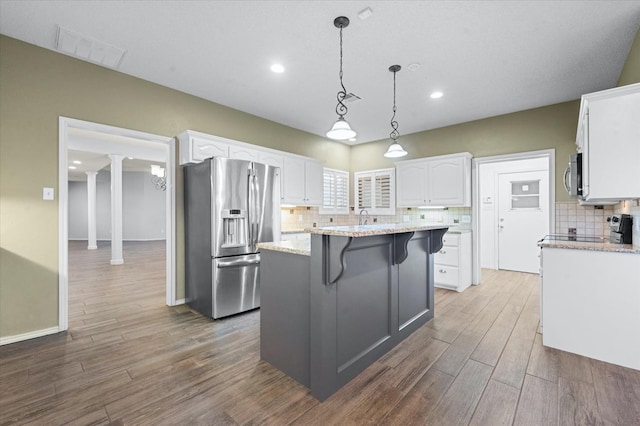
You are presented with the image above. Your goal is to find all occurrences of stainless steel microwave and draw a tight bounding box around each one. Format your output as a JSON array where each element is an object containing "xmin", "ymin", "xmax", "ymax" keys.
[{"xmin": 563, "ymin": 153, "xmax": 583, "ymax": 198}]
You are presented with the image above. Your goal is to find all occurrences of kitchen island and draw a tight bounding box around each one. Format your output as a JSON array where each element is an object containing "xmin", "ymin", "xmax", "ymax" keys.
[{"xmin": 258, "ymin": 223, "xmax": 448, "ymax": 401}]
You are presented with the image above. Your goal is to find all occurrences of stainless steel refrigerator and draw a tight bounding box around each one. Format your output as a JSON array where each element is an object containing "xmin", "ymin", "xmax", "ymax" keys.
[{"xmin": 184, "ymin": 157, "xmax": 280, "ymax": 319}]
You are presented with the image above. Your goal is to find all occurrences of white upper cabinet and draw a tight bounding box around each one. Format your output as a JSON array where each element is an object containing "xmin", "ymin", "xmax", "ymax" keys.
[
  {"xmin": 179, "ymin": 130, "xmax": 232, "ymax": 164},
  {"xmin": 179, "ymin": 130, "xmax": 324, "ymax": 206},
  {"xmin": 229, "ymin": 145, "xmax": 260, "ymax": 162},
  {"xmin": 576, "ymin": 83, "xmax": 640, "ymax": 202},
  {"xmin": 258, "ymin": 152, "xmax": 284, "ymax": 169},
  {"xmin": 282, "ymin": 156, "xmax": 323, "ymax": 206},
  {"xmin": 354, "ymin": 168, "xmax": 396, "ymax": 215},
  {"xmin": 395, "ymin": 163, "xmax": 426, "ymax": 207},
  {"xmin": 396, "ymin": 152, "xmax": 472, "ymax": 207}
]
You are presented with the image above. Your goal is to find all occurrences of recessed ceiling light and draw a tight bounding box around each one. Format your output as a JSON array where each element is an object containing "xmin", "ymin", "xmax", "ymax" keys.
[
  {"xmin": 430, "ymin": 91, "xmax": 444, "ymax": 99},
  {"xmin": 407, "ymin": 63, "xmax": 420, "ymax": 71},
  {"xmin": 68, "ymin": 166, "xmax": 77, "ymax": 170},
  {"xmin": 349, "ymin": 138, "xmax": 357, "ymax": 142},
  {"xmin": 127, "ymin": 157, "xmax": 133, "ymax": 160},
  {"xmin": 72, "ymin": 160, "xmax": 82, "ymax": 164},
  {"xmin": 270, "ymin": 64, "xmax": 285, "ymax": 73}
]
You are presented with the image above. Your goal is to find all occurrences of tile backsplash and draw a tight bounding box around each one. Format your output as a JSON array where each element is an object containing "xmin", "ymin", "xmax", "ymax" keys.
[
  {"xmin": 282, "ymin": 200, "xmax": 639, "ymax": 243},
  {"xmin": 281, "ymin": 207, "xmax": 472, "ymax": 231},
  {"xmin": 555, "ymin": 199, "xmax": 640, "ymax": 237}
]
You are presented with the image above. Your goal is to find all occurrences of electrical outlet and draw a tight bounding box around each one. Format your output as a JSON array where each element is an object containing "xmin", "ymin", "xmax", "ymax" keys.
[
  {"xmin": 403, "ymin": 215, "xmax": 410, "ymax": 222},
  {"xmin": 420, "ymin": 214, "xmax": 425, "ymax": 220},
  {"xmin": 298, "ymin": 215, "xmax": 303, "ymax": 222},
  {"xmin": 461, "ymin": 215, "xmax": 471, "ymax": 223}
]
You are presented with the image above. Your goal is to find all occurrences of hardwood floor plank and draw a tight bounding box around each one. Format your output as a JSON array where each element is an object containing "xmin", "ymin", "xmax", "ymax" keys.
[
  {"xmin": 589, "ymin": 358, "xmax": 640, "ymax": 425},
  {"xmin": 431, "ymin": 330, "xmax": 483, "ymax": 377},
  {"xmin": 469, "ymin": 379, "xmax": 520, "ymax": 426},
  {"xmin": 424, "ymin": 359, "xmax": 493, "ymax": 425},
  {"xmin": 491, "ymin": 335, "xmax": 535, "ymax": 389},
  {"xmin": 558, "ymin": 350, "xmax": 595, "ymax": 384},
  {"xmin": 470, "ymin": 325, "xmax": 513, "ymax": 367},
  {"xmin": 527, "ymin": 332, "xmax": 560, "ymax": 383},
  {"xmin": 558, "ymin": 376, "xmax": 603, "ymax": 426},
  {"xmin": 513, "ymin": 374, "xmax": 558, "ymax": 426},
  {"xmin": 381, "ymin": 368, "xmax": 456, "ymax": 425}
]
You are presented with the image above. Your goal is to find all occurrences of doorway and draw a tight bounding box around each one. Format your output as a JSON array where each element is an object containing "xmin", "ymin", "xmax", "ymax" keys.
[
  {"xmin": 58, "ymin": 117, "xmax": 176, "ymax": 331},
  {"xmin": 472, "ymin": 150, "xmax": 555, "ymax": 282}
]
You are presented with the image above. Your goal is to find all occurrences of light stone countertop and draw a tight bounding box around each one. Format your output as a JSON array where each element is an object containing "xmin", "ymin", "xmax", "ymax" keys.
[
  {"xmin": 304, "ymin": 222, "xmax": 449, "ymax": 237},
  {"xmin": 258, "ymin": 238, "xmax": 311, "ymax": 256},
  {"xmin": 281, "ymin": 229, "xmax": 306, "ymax": 234},
  {"xmin": 538, "ymin": 238, "xmax": 640, "ymax": 254}
]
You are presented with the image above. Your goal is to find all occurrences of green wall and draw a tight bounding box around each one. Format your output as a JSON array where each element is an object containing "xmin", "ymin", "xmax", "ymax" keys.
[
  {"xmin": 0, "ymin": 35, "xmax": 349, "ymax": 338},
  {"xmin": 1, "ymin": 23, "xmax": 639, "ymax": 339},
  {"xmin": 350, "ymin": 100, "xmax": 580, "ymax": 202},
  {"xmin": 618, "ymin": 26, "xmax": 640, "ymax": 86}
]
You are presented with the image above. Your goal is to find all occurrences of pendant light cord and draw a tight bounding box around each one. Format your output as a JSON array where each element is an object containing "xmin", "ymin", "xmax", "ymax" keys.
[
  {"xmin": 390, "ymin": 69, "xmax": 399, "ymax": 142},
  {"xmin": 335, "ymin": 24, "xmax": 348, "ymax": 119}
]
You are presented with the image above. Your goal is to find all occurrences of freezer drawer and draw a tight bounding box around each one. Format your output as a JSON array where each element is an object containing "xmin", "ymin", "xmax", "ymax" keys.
[{"xmin": 213, "ymin": 253, "xmax": 260, "ymax": 319}]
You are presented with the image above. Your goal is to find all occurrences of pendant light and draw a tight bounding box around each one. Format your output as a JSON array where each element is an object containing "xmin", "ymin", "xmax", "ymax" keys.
[
  {"xmin": 384, "ymin": 65, "xmax": 408, "ymax": 158},
  {"xmin": 326, "ymin": 16, "xmax": 357, "ymax": 140}
]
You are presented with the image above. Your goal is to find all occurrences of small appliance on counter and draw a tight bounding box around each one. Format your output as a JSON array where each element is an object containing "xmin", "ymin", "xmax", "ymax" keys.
[{"xmin": 607, "ymin": 214, "xmax": 633, "ymax": 244}]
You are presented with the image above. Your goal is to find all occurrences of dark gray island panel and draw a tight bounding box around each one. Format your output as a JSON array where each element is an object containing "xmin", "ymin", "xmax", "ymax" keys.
[
  {"xmin": 259, "ymin": 225, "xmax": 447, "ymax": 401},
  {"xmin": 259, "ymin": 249, "xmax": 310, "ymax": 387},
  {"xmin": 310, "ymin": 234, "xmax": 398, "ymax": 401}
]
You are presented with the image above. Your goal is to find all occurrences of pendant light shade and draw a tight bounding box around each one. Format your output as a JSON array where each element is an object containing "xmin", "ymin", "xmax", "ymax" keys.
[
  {"xmin": 383, "ymin": 65, "xmax": 408, "ymax": 158},
  {"xmin": 384, "ymin": 142, "xmax": 408, "ymax": 158},
  {"xmin": 327, "ymin": 118, "xmax": 356, "ymax": 140},
  {"xmin": 327, "ymin": 16, "xmax": 357, "ymax": 141}
]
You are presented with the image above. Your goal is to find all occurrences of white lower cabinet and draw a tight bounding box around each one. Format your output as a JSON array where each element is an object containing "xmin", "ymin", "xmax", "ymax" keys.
[
  {"xmin": 434, "ymin": 231, "xmax": 472, "ymax": 292},
  {"xmin": 541, "ymin": 247, "xmax": 640, "ymax": 370}
]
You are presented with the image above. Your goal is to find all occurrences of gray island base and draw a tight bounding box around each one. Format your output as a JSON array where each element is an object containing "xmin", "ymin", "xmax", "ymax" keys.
[{"xmin": 258, "ymin": 224, "xmax": 448, "ymax": 401}]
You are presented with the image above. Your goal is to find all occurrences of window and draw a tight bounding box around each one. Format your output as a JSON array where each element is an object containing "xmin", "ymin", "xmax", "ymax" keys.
[
  {"xmin": 354, "ymin": 168, "xmax": 396, "ymax": 215},
  {"xmin": 511, "ymin": 179, "xmax": 540, "ymax": 209},
  {"xmin": 320, "ymin": 168, "xmax": 349, "ymax": 215}
]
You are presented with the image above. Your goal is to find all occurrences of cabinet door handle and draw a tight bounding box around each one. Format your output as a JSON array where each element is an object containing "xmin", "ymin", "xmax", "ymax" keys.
[{"xmin": 439, "ymin": 269, "xmax": 447, "ymax": 273}]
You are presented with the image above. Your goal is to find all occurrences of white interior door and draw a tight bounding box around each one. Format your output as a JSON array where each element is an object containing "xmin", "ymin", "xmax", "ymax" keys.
[{"xmin": 498, "ymin": 170, "xmax": 549, "ymax": 273}]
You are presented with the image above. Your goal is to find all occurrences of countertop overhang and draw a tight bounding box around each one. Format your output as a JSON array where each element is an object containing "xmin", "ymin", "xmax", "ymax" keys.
[
  {"xmin": 258, "ymin": 239, "xmax": 311, "ymax": 256},
  {"xmin": 304, "ymin": 223, "xmax": 450, "ymax": 237},
  {"xmin": 538, "ymin": 236, "xmax": 640, "ymax": 254}
]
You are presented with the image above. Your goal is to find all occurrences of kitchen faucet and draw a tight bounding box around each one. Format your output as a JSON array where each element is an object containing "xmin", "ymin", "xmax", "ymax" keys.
[{"xmin": 358, "ymin": 209, "xmax": 369, "ymax": 226}]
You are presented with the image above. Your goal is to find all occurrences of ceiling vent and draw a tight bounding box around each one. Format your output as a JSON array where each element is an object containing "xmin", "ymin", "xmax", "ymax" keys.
[
  {"xmin": 56, "ymin": 25, "xmax": 126, "ymax": 69},
  {"xmin": 343, "ymin": 93, "xmax": 362, "ymax": 104}
]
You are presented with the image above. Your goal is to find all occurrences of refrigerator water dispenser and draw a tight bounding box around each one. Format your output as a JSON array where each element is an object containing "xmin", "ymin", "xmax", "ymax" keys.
[{"xmin": 221, "ymin": 209, "xmax": 247, "ymax": 248}]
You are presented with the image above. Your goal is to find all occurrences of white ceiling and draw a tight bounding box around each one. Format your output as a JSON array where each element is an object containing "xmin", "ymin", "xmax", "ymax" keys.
[{"xmin": 2, "ymin": 1, "xmax": 639, "ymax": 144}]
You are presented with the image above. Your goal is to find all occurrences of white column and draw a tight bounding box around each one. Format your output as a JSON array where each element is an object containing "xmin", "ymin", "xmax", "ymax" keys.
[
  {"xmin": 109, "ymin": 155, "xmax": 124, "ymax": 265},
  {"xmin": 86, "ymin": 171, "xmax": 98, "ymax": 250}
]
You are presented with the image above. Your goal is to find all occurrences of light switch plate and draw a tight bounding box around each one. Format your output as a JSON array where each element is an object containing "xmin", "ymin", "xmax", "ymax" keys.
[
  {"xmin": 43, "ymin": 187, "xmax": 55, "ymax": 200},
  {"xmin": 461, "ymin": 215, "xmax": 471, "ymax": 223}
]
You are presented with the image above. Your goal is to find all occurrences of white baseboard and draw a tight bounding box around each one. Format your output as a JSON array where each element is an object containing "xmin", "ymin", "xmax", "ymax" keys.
[
  {"xmin": 174, "ymin": 298, "xmax": 186, "ymax": 305},
  {"xmin": 0, "ymin": 326, "xmax": 61, "ymax": 346}
]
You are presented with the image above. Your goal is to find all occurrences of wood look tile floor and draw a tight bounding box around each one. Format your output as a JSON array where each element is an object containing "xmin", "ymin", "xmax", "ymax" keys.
[{"xmin": 1, "ymin": 240, "xmax": 639, "ymax": 425}]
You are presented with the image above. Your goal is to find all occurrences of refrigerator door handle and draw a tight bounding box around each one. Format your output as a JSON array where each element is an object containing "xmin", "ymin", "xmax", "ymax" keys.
[{"xmin": 216, "ymin": 256, "xmax": 260, "ymax": 268}]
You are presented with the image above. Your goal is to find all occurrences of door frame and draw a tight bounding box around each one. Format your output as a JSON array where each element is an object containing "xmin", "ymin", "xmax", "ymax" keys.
[
  {"xmin": 58, "ymin": 117, "xmax": 177, "ymax": 332},
  {"xmin": 471, "ymin": 149, "xmax": 555, "ymax": 284}
]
